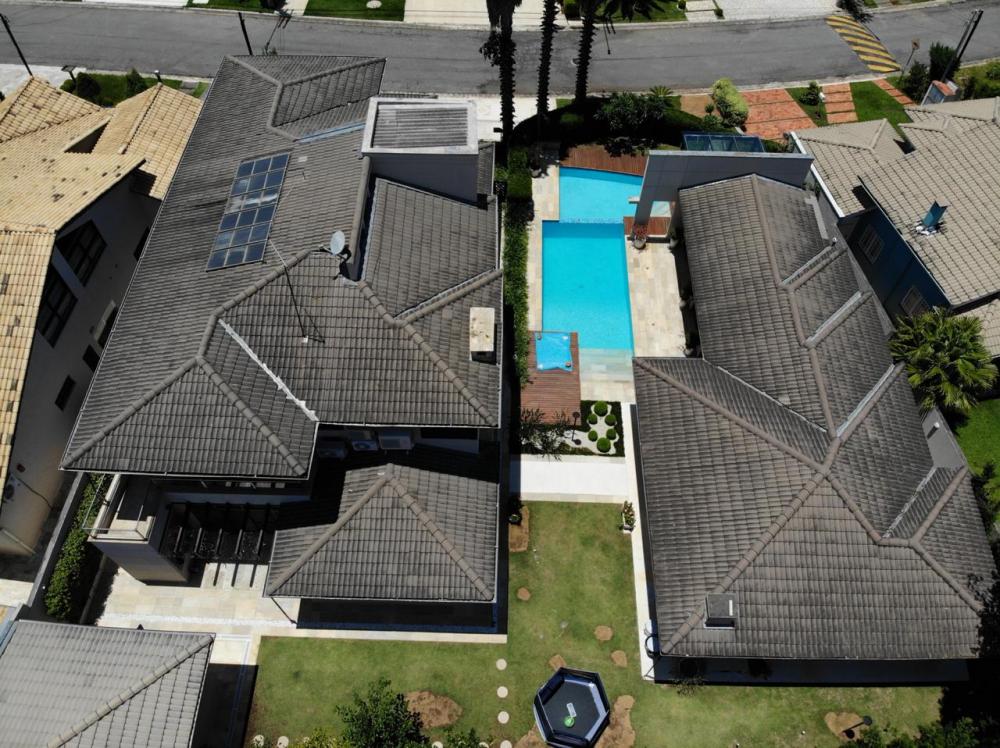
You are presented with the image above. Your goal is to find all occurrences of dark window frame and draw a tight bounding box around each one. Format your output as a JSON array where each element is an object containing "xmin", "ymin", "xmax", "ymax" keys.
[
  {"xmin": 36, "ymin": 268, "xmax": 77, "ymax": 346},
  {"xmin": 56, "ymin": 221, "xmax": 107, "ymax": 285},
  {"xmin": 55, "ymin": 376, "xmax": 76, "ymax": 411},
  {"xmin": 83, "ymin": 345, "xmax": 100, "ymax": 371}
]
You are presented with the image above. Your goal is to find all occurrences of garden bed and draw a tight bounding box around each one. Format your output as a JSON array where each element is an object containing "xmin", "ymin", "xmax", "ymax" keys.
[{"xmin": 60, "ymin": 72, "xmax": 201, "ymax": 107}]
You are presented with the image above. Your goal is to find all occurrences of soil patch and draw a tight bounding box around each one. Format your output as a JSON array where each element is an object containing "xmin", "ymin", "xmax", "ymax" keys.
[
  {"xmin": 594, "ymin": 625, "xmax": 614, "ymax": 642},
  {"xmin": 548, "ymin": 654, "xmax": 566, "ymax": 671},
  {"xmin": 596, "ymin": 695, "xmax": 636, "ymax": 748},
  {"xmin": 509, "ymin": 506, "xmax": 530, "ymax": 553},
  {"xmin": 517, "ymin": 587, "xmax": 531, "ymax": 601},
  {"xmin": 515, "ymin": 726, "xmax": 547, "ymax": 748},
  {"xmin": 404, "ymin": 691, "xmax": 462, "ymax": 729},
  {"xmin": 824, "ymin": 712, "xmax": 866, "ymax": 741},
  {"xmin": 611, "ymin": 650, "xmax": 627, "ymax": 668}
]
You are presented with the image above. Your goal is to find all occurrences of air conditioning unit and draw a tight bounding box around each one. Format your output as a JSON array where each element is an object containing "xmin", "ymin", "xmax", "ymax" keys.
[
  {"xmin": 378, "ymin": 430, "xmax": 413, "ymax": 451},
  {"xmin": 351, "ymin": 440, "xmax": 380, "ymax": 452}
]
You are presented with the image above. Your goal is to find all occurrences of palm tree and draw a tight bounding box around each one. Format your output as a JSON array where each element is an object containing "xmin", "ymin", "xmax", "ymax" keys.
[
  {"xmin": 574, "ymin": 0, "xmax": 662, "ymax": 104},
  {"xmin": 889, "ymin": 307, "xmax": 998, "ymax": 415},
  {"xmin": 536, "ymin": 0, "xmax": 558, "ymax": 127},
  {"xmin": 482, "ymin": 0, "xmax": 521, "ymax": 145}
]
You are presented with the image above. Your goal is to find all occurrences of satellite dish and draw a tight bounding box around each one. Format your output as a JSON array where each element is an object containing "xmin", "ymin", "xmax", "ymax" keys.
[{"xmin": 329, "ymin": 230, "xmax": 346, "ymax": 255}]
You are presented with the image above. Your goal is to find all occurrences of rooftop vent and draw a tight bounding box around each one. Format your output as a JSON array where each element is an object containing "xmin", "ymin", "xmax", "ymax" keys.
[
  {"xmin": 916, "ymin": 201, "xmax": 948, "ymax": 236},
  {"xmin": 705, "ymin": 593, "xmax": 737, "ymax": 628},
  {"xmin": 469, "ymin": 306, "xmax": 496, "ymax": 363}
]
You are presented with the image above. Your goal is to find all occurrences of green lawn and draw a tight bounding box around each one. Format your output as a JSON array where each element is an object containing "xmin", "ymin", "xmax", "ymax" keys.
[
  {"xmin": 249, "ymin": 503, "xmax": 941, "ymax": 745},
  {"xmin": 304, "ymin": 0, "xmax": 404, "ymax": 21},
  {"xmin": 608, "ymin": 1, "xmax": 685, "ymax": 22},
  {"xmin": 851, "ymin": 80, "xmax": 912, "ymax": 130},
  {"xmin": 787, "ymin": 87, "xmax": 828, "ymax": 127},
  {"xmin": 61, "ymin": 73, "xmax": 190, "ymax": 107},
  {"xmin": 955, "ymin": 398, "xmax": 1000, "ymax": 474}
]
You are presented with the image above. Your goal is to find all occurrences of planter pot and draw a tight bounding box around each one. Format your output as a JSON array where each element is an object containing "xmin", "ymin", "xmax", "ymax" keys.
[
  {"xmin": 621, "ymin": 513, "xmax": 635, "ymax": 532},
  {"xmin": 632, "ymin": 236, "xmax": 647, "ymax": 250}
]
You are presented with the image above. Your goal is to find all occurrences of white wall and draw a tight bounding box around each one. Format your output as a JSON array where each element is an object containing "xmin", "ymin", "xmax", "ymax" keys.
[{"xmin": 0, "ymin": 177, "xmax": 158, "ymax": 555}]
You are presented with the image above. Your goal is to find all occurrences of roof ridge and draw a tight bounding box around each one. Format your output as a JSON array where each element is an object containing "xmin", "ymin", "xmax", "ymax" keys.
[
  {"xmin": 387, "ymin": 476, "xmax": 492, "ymax": 600},
  {"xmin": 0, "ymin": 77, "xmax": 101, "ymax": 144},
  {"xmin": 882, "ymin": 466, "xmax": 940, "ymax": 538},
  {"xmin": 285, "ymin": 57, "xmax": 382, "ymax": 88},
  {"xmin": 633, "ymin": 358, "xmax": 825, "ymax": 471},
  {"xmin": 45, "ymin": 633, "xmax": 213, "ymax": 748},
  {"xmin": 836, "ymin": 362, "xmax": 903, "ymax": 439},
  {"xmin": 399, "ymin": 268, "xmax": 503, "ymax": 323},
  {"xmin": 357, "ymin": 280, "xmax": 495, "ymax": 425},
  {"xmin": 198, "ymin": 356, "xmax": 310, "ymax": 476},
  {"xmin": 266, "ymin": 476, "xmax": 390, "ymax": 595},
  {"xmin": 805, "ymin": 290, "xmax": 869, "ymax": 347},
  {"xmin": 911, "ymin": 465, "xmax": 967, "ymax": 543},
  {"xmin": 662, "ymin": 473, "xmax": 826, "ymax": 653},
  {"xmin": 911, "ymin": 537, "xmax": 984, "ymax": 613},
  {"xmin": 114, "ymin": 84, "xmax": 162, "ymax": 155},
  {"xmin": 782, "ymin": 242, "xmax": 845, "ymax": 290}
]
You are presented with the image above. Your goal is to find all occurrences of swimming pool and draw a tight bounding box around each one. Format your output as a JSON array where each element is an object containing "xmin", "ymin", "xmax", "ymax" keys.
[{"xmin": 541, "ymin": 168, "xmax": 640, "ymax": 351}]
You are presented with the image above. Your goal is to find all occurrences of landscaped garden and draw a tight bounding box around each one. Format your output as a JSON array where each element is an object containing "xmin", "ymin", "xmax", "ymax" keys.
[
  {"xmin": 188, "ymin": 0, "xmax": 404, "ymax": 20},
  {"xmin": 61, "ymin": 70, "xmax": 206, "ymax": 106},
  {"xmin": 248, "ymin": 502, "xmax": 942, "ymax": 746},
  {"xmin": 850, "ymin": 80, "xmax": 911, "ymax": 128}
]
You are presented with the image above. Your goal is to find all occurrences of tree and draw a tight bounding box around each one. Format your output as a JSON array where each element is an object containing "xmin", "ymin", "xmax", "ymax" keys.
[
  {"xmin": 482, "ymin": 0, "xmax": 521, "ymax": 144},
  {"xmin": 836, "ymin": 0, "xmax": 871, "ymax": 23},
  {"xmin": 536, "ymin": 0, "xmax": 558, "ymax": 129},
  {"xmin": 929, "ymin": 42, "xmax": 958, "ymax": 82},
  {"xmin": 574, "ymin": 0, "xmax": 604, "ymax": 104},
  {"xmin": 124, "ymin": 68, "xmax": 148, "ymax": 99},
  {"xmin": 889, "ymin": 308, "xmax": 998, "ymax": 416},
  {"xmin": 73, "ymin": 73, "xmax": 101, "ymax": 104},
  {"xmin": 602, "ymin": 0, "xmax": 662, "ymax": 20},
  {"xmin": 338, "ymin": 678, "xmax": 426, "ymax": 748},
  {"xmin": 518, "ymin": 407, "xmax": 573, "ymax": 455},
  {"xmin": 901, "ymin": 60, "xmax": 930, "ymax": 101}
]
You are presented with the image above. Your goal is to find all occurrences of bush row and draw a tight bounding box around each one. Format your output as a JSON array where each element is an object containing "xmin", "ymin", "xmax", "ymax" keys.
[{"xmin": 503, "ymin": 148, "xmax": 533, "ymax": 387}]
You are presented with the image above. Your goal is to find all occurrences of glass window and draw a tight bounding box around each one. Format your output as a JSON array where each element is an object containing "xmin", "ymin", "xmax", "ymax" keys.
[
  {"xmin": 36, "ymin": 268, "xmax": 77, "ymax": 346},
  {"xmin": 900, "ymin": 287, "xmax": 929, "ymax": 318},
  {"xmin": 57, "ymin": 221, "xmax": 106, "ymax": 285},
  {"xmin": 55, "ymin": 376, "xmax": 76, "ymax": 411},
  {"xmin": 857, "ymin": 225, "xmax": 883, "ymax": 264}
]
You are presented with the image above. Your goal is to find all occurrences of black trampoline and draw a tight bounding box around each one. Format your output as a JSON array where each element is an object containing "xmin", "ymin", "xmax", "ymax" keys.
[{"xmin": 533, "ymin": 667, "xmax": 611, "ymax": 748}]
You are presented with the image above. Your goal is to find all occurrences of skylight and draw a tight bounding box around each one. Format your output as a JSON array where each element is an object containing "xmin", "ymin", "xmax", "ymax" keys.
[{"xmin": 208, "ymin": 153, "xmax": 290, "ymax": 270}]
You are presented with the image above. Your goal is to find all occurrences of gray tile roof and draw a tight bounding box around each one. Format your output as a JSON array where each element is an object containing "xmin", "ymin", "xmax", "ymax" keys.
[
  {"xmin": 266, "ymin": 448, "xmax": 498, "ymax": 601},
  {"xmin": 63, "ymin": 56, "xmax": 499, "ymax": 479},
  {"xmin": 860, "ymin": 101, "xmax": 1000, "ymax": 306},
  {"xmin": 635, "ymin": 174, "xmax": 995, "ymax": 660},
  {"xmin": 371, "ymin": 102, "xmax": 470, "ymax": 149},
  {"xmin": 0, "ymin": 621, "xmax": 211, "ymax": 748},
  {"xmin": 960, "ymin": 298, "xmax": 1000, "ymax": 357},
  {"xmin": 792, "ymin": 119, "xmax": 905, "ymax": 214}
]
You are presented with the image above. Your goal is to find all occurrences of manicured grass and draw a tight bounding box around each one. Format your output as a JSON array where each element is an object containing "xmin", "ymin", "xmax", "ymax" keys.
[
  {"xmin": 955, "ymin": 398, "xmax": 1000, "ymax": 474},
  {"xmin": 305, "ymin": 0, "xmax": 404, "ymax": 20},
  {"xmin": 61, "ymin": 73, "xmax": 186, "ymax": 107},
  {"xmin": 787, "ymin": 86, "xmax": 829, "ymax": 127},
  {"xmin": 608, "ymin": 1, "xmax": 685, "ymax": 22},
  {"xmin": 249, "ymin": 503, "xmax": 941, "ymax": 745},
  {"xmin": 851, "ymin": 80, "xmax": 912, "ymax": 130}
]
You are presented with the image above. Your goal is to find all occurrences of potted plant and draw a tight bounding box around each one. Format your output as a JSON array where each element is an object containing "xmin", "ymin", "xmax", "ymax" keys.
[
  {"xmin": 632, "ymin": 223, "xmax": 648, "ymax": 250},
  {"xmin": 529, "ymin": 146, "xmax": 543, "ymax": 178},
  {"xmin": 621, "ymin": 501, "xmax": 636, "ymax": 532}
]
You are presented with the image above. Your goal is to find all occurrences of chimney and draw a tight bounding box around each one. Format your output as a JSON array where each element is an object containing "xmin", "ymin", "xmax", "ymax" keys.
[{"xmin": 469, "ymin": 306, "xmax": 496, "ymax": 363}]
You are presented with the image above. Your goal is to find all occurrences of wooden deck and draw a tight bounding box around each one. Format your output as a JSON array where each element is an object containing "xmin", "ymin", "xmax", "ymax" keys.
[
  {"xmin": 521, "ymin": 332, "xmax": 582, "ymax": 423},
  {"xmin": 561, "ymin": 146, "xmax": 647, "ymax": 176},
  {"xmin": 624, "ymin": 216, "xmax": 670, "ymax": 237}
]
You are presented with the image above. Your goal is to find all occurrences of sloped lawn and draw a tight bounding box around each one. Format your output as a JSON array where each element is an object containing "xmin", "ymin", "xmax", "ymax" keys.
[{"xmin": 248, "ymin": 503, "xmax": 940, "ymax": 745}]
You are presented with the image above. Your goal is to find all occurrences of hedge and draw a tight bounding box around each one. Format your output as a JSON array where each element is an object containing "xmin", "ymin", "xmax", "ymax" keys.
[
  {"xmin": 503, "ymin": 149, "xmax": 533, "ymax": 387},
  {"xmin": 45, "ymin": 475, "xmax": 108, "ymax": 621}
]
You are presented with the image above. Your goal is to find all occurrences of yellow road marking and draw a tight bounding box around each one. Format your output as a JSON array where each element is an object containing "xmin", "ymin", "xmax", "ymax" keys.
[
  {"xmin": 829, "ymin": 24, "xmax": 878, "ymax": 41},
  {"xmin": 826, "ymin": 15, "xmax": 900, "ymax": 73},
  {"xmin": 837, "ymin": 33, "xmax": 886, "ymax": 49},
  {"xmin": 857, "ymin": 53, "xmax": 899, "ymax": 67},
  {"xmin": 851, "ymin": 44, "xmax": 897, "ymax": 59},
  {"xmin": 826, "ymin": 16, "xmax": 874, "ymax": 32}
]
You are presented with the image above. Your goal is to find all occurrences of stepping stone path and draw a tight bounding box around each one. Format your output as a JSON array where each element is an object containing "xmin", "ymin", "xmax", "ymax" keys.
[
  {"xmin": 501, "ymin": 742, "xmax": 513, "ymax": 748},
  {"xmin": 743, "ymin": 88, "xmax": 814, "ymax": 141},
  {"xmin": 517, "ymin": 587, "xmax": 531, "ymax": 601},
  {"xmin": 496, "ymin": 658, "xmax": 508, "ymax": 671},
  {"xmin": 874, "ymin": 77, "xmax": 915, "ymax": 106},
  {"xmin": 498, "ymin": 710, "xmax": 510, "ymax": 725},
  {"xmin": 433, "ymin": 743, "xmax": 444, "ymax": 748},
  {"xmin": 548, "ymin": 654, "xmax": 567, "ymax": 670},
  {"xmin": 594, "ymin": 625, "xmax": 614, "ymax": 642},
  {"xmin": 277, "ymin": 739, "xmax": 289, "ymax": 748},
  {"xmin": 498, "ymin": 685, "xmax": 509, "ymax": 698},
  {"xmin": 611, "ymin": 650, "xmax": 628, "ymax": 668},
  {"xmin": 823, "ymin": 83, "xmax": 858, "ymax": 124}
]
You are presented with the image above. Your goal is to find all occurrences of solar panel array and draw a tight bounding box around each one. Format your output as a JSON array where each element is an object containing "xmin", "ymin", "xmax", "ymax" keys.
[{"xmin": 209, "ymin": 153, "xmax": 290, "ymax": 270}]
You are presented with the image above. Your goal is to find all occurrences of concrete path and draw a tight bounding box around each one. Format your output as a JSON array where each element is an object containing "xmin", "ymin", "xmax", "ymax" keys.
[
  {"xmin": 719, "ymin": 0, "xmax": 835, "ymax": 20},
  {"xmin": 0, "ymin": 64, "xmax": 71, "ymax": 95},
  {"xmin": 404, "ymin": 0, "xmax": 546, "ymax": 28},
  {"xmin": 823, "ymin": 81, "xmax": 857, "ymax": 123},
  {"xmin": 512, "ymin": 454, "xmax": 630, "ymax": 501}
]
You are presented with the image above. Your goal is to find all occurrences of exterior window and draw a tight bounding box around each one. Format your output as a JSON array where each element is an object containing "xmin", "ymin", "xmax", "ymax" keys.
[
  {"xmin": 900, "ymin": 287, "xmax": 929, "ymax": 318},
  {"xmin": 57, "ymin": 221, "xmax": 106, "ymax": 285},
  {"xmin": 133, "ymin": 227, "xmax": 150, "ymax": 261},
  {"xmin": 83, "ymin": 345, "xmax": 100, "ymax": 371},
  {"xmin": 857, "ymin": 225, "xmax": 883, "ymax": 264},
  {"xmin": 36, "ymin": 268, "xmax": 77, "ymax": 346},
  {"xmin": 97, "ymin": 305, "xmax": 118, "ymax": 348},
  {"xmin": 55, "ymin": 376, "xmax": 76, "ymax": 411}
]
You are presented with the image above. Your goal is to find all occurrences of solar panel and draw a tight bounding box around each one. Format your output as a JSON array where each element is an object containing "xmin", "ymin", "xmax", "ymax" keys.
[{"xmin": 208, "ymin": 153, "xmax": 290, "ymax": 270}]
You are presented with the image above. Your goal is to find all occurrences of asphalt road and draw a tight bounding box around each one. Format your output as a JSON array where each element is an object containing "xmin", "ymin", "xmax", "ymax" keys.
[{"xmin": 0, "ymin": 0, "xmax": 998, "ymax": 92}]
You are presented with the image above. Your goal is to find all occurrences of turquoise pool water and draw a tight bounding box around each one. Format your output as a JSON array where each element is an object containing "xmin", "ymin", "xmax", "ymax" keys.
[
  {"xmin": 542, "ymin": 168, "xmax": 640, "ymax": 350},
  {"xmin": 535, "ymin": 332, "xmax": 573, "ymax": 371}
]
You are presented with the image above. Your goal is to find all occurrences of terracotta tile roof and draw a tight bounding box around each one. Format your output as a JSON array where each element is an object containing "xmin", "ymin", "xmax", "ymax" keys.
[
  {"xmin": 961, "ymin": 298, "xmax": 1000, "ymax": 358},
  {"xmin": 0, "ymin": 77, "xmax": 101, "ymax": 144}
]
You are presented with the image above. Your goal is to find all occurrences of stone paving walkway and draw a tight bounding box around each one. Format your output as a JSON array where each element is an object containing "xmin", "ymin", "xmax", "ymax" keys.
[
  {"xmin": 743, "ymin": 88, "xmax": 814, "ymax": 141},
  {"xmin": 874, "ymin": 77, "xmax": 915, "ymax": 105},
  {"xmin": 823, "ymin": 82, "xmax": 857, "ymax": 124}
]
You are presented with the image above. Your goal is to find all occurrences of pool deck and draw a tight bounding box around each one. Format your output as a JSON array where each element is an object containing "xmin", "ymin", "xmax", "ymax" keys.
[
  {"xmin": 562, "ymin": 146, "xmax": 647, "ymax": 177},
  {"xmin": 521, "ymin": 331, "xmax": 582, "ymax": 423}
]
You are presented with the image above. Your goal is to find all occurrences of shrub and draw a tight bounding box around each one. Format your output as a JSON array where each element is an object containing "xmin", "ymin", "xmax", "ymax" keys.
[
  {"xmin": 986, "ymin": 60, "xmax": 1000, "ymax": 81},
  {"xmin": 596, "ymin": 437, "xmax": 611, "ymax": 453},
  {"xmin": 677, "ymin": 0, "xmax": 686, "ymax": 8},
  {"xmin": 902, "ymin": 60, "xmax": 930, "ymax": 101},
  {"xmin": 710, "ymin": 78, "xmax": 748, "ymax": 128},
  {"xmin": 606, "ymin": 428, "xmax": 618, "ymax": 441},
  {"xmin": 963, "ymin": 74, "xmax": 1000, "ymax": 100},
  {"xmin": 338, "ymin": 678, "xmax": 425, "ymax": 748},
  {"xmin": 563, "ymin": 0, "xmax": 580, "ymax": 18},
  {"xmin": 45, "ymin": 475, "xmax": 108, "ymax": 621},
  {"xmin": 291, "ymin": 730, "xmax": 341, "ymax": 748},
  {"xmin": 800, "ymin": 81, "xmax": 822, "ymax": 106},
  {"xmin": 713, "ymin": 5, "xmax": 723, "ymax": 18},
  {"xmin": 124, "ymin": 68, "xmax": 148, "ymax": 98},
  {"xmin": 836, "ymin": 0, "xmax": 871, "ymax": 23},
  {"xmin": 504, "ymin": 208, "xmax": 530, "ymax": 386},
  {"xmin": 593, "ymin": 400, "xmax": 609, "ymax": 416},
  {"xmin": 519, "ymin": 408, "xmax": 572, "ymax": 455},
  {"xmin": 507, "ymin": 169, "xmax": 532, "ymax": 203},
  {"xmin": 621, "ymin": 501, "xmax": 635, "ymax": 526},
  {"xmin": 73, "ymin": 73, "xmax": 101, "ymax": 104},
  {"xmin": 929, "ymin": 42, "xmax": 958, "ymax": 82},
  {"xmin": 588, "ymin": 429, "xmax": 599, "ymax": 442},
  {"xmin": 587, "ymin": 412, "xmax": 598, "ymax": 425},
  {"xmin": 444, "ymin": 728, "xmax": 490, "ymax": 748},
  {"xmin": 604, "ymin": 412, "xmax": 617, "ymax": 426},
  {"xmin": 701, "ymin": 113, "xmax": 723, "ymax": 130}
]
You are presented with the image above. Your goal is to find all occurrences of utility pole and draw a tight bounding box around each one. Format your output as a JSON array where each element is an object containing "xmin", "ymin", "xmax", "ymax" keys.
[
  {"xmin": 943, "ymin": 9, "xmax": 983, "ymax": 82},
  {"xmin": 0, "ymin": 14, "xmax": 32, "ymax": 76},
  {"xmin": 238, "ymin": 12, "xmax": 253, "ymax": 56}
]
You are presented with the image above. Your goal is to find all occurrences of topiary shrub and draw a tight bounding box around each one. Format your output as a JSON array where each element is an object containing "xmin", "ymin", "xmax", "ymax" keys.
[
  {"xmin": 710, "ymin": 78, "xmax": 748, "ymax": 128},
  {"xmin": 563, "ymin": 0, "xmax": 580, "ymax": 18},
  {"xmin": 587, "ymin": 412, "xmax": 598, "ymax": 425},
  {"xmin": 588, "ymin": 429, "xmax": 599, "ymax": 442},
  {"xmin": 800, "ymin": 81, "xmax": 822, "ymax": 106},
  {"xmin": 593, "ymin": 401, "xmax": 609, "ymax": 417},
  {"xmin": 73, "ymin": 73, "xmax": 101, "ymax": 104},
  {"xmin": 596, "ymin": 437, "xmax": 611, "ymax": 453},
  {"xmin": 902, "ymin": 60, "xmax": 930, "ymax": 101},
  {"xmin": 604, "ymin": 413, "xmax": 617, "ymax": 426},
  {"xmin": 124, "ymin": 68, "xmax": 149, "ymax": 99},
  {"xmin": 606, "ymin": 428, "xmax": 618, "ymax": 441}
]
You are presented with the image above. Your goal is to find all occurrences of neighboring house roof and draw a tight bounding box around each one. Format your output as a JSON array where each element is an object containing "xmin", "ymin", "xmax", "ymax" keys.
[
  {"xmin": 961, "ymin": 298, "xmax": 1000, "ymax": 358},
  {"xmin": 0, "ymin": 76, "xmax": 199, "ymax": 493},
  {"xmin": 266, "ymin": 448, "xmax": 498, "ymax": 601},
  {"xmin": 635, "ymin": 174, "xmax": 995, "ymax": 660},
  {"xmin": 63, "ymin": 56, "xmax": 500, "ymax": 480},
  {"xmin": 0, "ymin": 620, "xmax": 211, "ymax": 748},
  {"xmin": 791, "ymin": 119, "xmax": 905, "ymax": 215}
]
